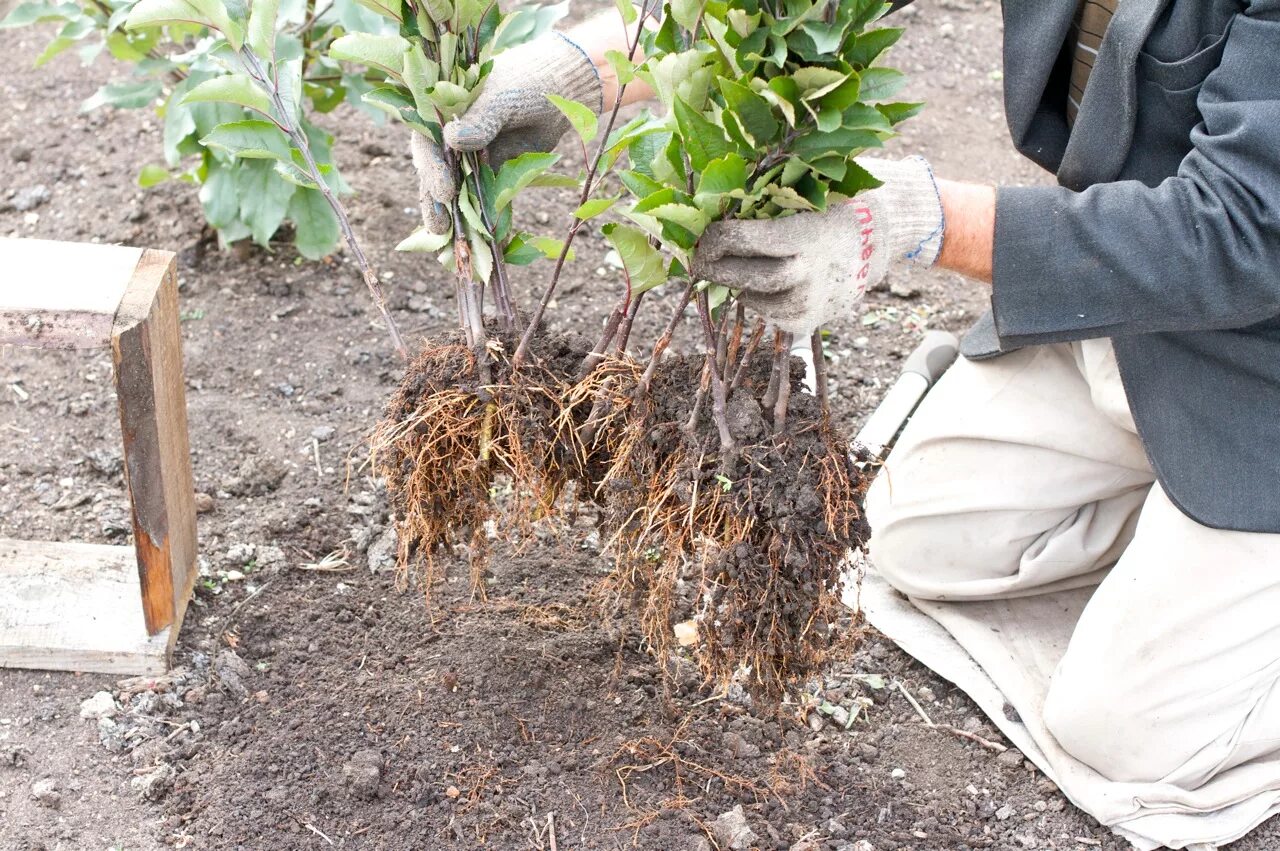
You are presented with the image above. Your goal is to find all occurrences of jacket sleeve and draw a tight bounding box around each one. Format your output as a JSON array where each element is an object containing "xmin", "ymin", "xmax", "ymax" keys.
[{"xmin": 990, "ymin": 4, "xmax": 1280, "ymax": 348}]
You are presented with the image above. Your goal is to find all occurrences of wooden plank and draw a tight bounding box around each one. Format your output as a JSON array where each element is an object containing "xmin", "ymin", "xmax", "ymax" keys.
[
  {"xmin": 112, "ymin": 250, "xmax": 198, "ymax": 636},
  {"xmin": 0, "ymin": 538, "xmax": 170, "ymax": 675},
  {"xmin": 0, "ymin": 238, "xmax": 143, "ymax": 349}
]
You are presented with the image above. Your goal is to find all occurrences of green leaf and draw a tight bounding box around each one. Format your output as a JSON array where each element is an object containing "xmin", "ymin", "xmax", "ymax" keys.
[
  {"xmin": 646, "ymin": 202, "xmax": 708, "ymax": 238},
  {"xmin": 137, "ymin": 163, "xmax": 170, "ymax": 187},
  {"xmin": 877, "ymin": 101, "xmax": 924, "ymax": 125},
  {"xmin": 181, "ymin": 74, "xmax": 273, "ymax": 116},
  {"xmin": 695, "ymin": 153, "xmax": 746, "ymax": 196},
  {"xmin": 493, "ymin": 151, "xmax": 560, "ymax": 211},
  {"xmin": 669, "ymin": 0, "xmax": 700, "ymax": 30},
  {"xmin": 791, "ymin": 126, "xmax": 882, "ymax": 159},
  {"xmin": 237, "ymin": 157, "xmax": 296, "ymax": 245},
  {"xmin": 329, "ymin": 32, "xmax": 410, "ymax": 78},
  {"xmin": 288, "ymin": 188, "xmax": 339, "ymax": 260},
  {"xmin": 198, "ymin": 160, "xmax": 239, "ymax": 229},
  {"xmin": 830, "ymin": 158, "xmax": 883, "ymax": 197},
  {"xmin": 355, "ymin": 0, "xmax": 403, "ymax": 21},
  {"xmin": 426, "ymin": 81, "xmax": 473, "ymax": 119},
  {"xmin": 467, "ymin": 223, "xmax": 493, "ymax": 284},
  {"xmin": 602, "ymin": 223, "xmax": 667, "ymax": 294},
  {"xmin": 614, "ymin": 0, "xmax": 637, "ymax": 26},
  {"xmin": 574, "ymin": 195, "xmax": 619, "ymax": 220},
  {"xmin": 1, "ymin": 1, "xmax": 78, "ymax": 29},
  {"xmin": 528, "ymin": 235, "xmax": 573, "ymax": 261},
  {"xmin": 718, "ymin": 78, "xmax": 779, "ymax": 144},
  {"xmin": 361, "ymin": 85, "xmax": 433, "ymax": 132},
  {"xmin": 201, "ymin": 119, "xmax": 292, "ymax": 162},
  {"xmin": 528, "ymin": 172, "xmax": 581, "ymax": 189},
  {"xmin": 125, "ymin": 0, "xmax": 242, "ymax": 50},
  {"xmin": 603, "ymin": 49, "xmax": 636, "ymax": 86},
  {"xmin": 545, "ymin": 93, "xmax": 598, "ymax": 145},
  {"xmin": 672, "ymin": 98, "xmax": 733, "ymax": 172},
  {"xmin": 791, "ymin": 66, "xmax": 847, "ymax": 98},
  {"xmin": 399, "ymin": 225, "xmax": 455, "ymax": 252},
  {"xmin": 619, "ymin": 169, "xmax": 664, "ymax": 199},
  {"xmin": 402, "ymin": 49, "xmax": 440, "ymax": 116},
  {"xmin": 247, "ymin": 0, "xmax": 278, "ymax": 55},
  {"xmin": 81, "ymin": 80, "xmax": 164, "ymax": 112},
  {"xmin": 844, "ymin": 27, "xmax": 902, "ymax": 68},
  {"xmin": 494, "ymin": 0, "xmax": 569, "ymax": 51},
  {"xmin": 858, "ymin": 66, "xmax": 906, "ymax": 101}
]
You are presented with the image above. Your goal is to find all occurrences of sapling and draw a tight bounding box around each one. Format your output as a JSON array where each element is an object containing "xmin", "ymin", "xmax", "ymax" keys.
[{"xmin": 370, "ymin": 0, "xmax": 919, "ymax": 697}]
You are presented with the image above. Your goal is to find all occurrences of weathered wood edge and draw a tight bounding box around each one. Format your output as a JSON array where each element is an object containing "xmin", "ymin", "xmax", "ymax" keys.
[{"xmin": 112, "ymin": 250, "xmax": 198, "ymax": 637}]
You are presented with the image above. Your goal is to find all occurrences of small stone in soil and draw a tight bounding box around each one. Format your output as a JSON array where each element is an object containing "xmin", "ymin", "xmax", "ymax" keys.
[
  {"xmin": 7, "ymin": 185, "xmax": 50, "ymax": 212},
  {"xmin": 310, "ymin": 425, "xmax": 336, "ymax": 442},
  {"xmin": 995, "ymin": 803, "xmax": 1016, "ymax": 820},
  {"xmin": 997, "ymin": 747, "xmax": 1025, "ymax": 768},
  {"xmin": 890, "ymin": 768, "xmax": 906, "ymax": 780},
  {"xmin": 131, "ymin": 763, "xmax": 176, "ymax": 801},
  {"xmin": 711, "ymin": 805, "xmax": 758, "ymax": 850},
  {"xmin": 342, "ymin": 750, "xmax": 383, "ymax": 800},
  {"xmin": 79, "ymin": 690, "xmax": 117, "ymax": 720},
  {"xmin": 31, "ymin": 778, "xmax": 60, "ymax": 808},
  {"xmin": 194, "ymin": 492, "xmax": 215, "ymax": 513}
]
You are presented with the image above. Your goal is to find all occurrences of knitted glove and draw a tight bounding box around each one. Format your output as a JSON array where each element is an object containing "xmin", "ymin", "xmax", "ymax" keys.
[
  {"xmin": 691, "ymin": 156, "xmax": 945, "ymax": 335},
  {"xmin": 410, "ymin": 31, "xmax": 603, "ymax": 233}
]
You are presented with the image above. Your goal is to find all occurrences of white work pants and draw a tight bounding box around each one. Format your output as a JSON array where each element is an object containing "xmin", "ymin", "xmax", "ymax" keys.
[{"xmin": 865, "ymin": 339, "xmax": 1280, "ymax": 789}]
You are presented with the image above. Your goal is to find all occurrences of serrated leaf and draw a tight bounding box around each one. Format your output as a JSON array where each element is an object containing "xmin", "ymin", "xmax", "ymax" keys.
[
  {"xmin": 647, "ymin": 202, "xmax": 708, "ymax": 238},
  {"xmin": 361, "ymin": 85, "xmax": 433, "ymax": 132},
  {"xmin": 719, "ymin": 78, "xmax": 779, "ymax": 144},
  {"xmin": 493, "ymin": 151, "xmax": 559, "ymax": 211},
  {"xmin": 844, "ymin": 27, "xmax": 902, "ymax": 68},
  {"xmin": 545, "ymin": 93, "xmax": 598, "ymax": 145},
  {"xmin": 672, "ymin": 98, "xmax": 733, "ymax": 172},
  {"xmin": 764, "ymin": 183, "xmax": 816, "ymax": 211},
  {"xmin": 288, "ymin": 187, "xmax": 339, "ymax": 259},
  {"xmin": 695, "ymin": 153, "xmax": 746, "ymax": 196},
  {"xmin": 574, "ymin": 195, "xmax": 620, "ymax": 220},
  {"xmin": 877, "ymin": 101, "xmax": 924, "ymax": 125},
  {"xmin": 619, "ymin": 169, "xmax": 663, "ymax": 199},
  {"xmin": 602, "ymin": 223, "xmax": 667, "ymax": 294},
  {"xmin": 457, "ymin": 184, "xmax": 486, "ymax": 232},
  {"xmin": 274, "ymin": 160, "xmax": 318, "ymax": 188},
  {"xmin": 791, "ymin": 126, "xmax": 882, "ymax": 159},
  {"xmin": 182, "ymin": 74, "xmax": 273, "ymax": 116},
  {"xmin": 125, "ymin": 0, "xmax": 242, "ymax": 49},
  {"xmin": 614, "ymin": 0, "xmax": 637, "ymax": 25},
  {"xmin": 201, "ymin": 119, "xmax": 292, "ymax": 161},
  {"xmin": 603, "ymin": 48, "xmax": 636, "ymax": 86},
  {"xmin": 137, "ymin": 163, "xmax": 170, "ymax": 188},
  {"xmin": 247, "ymin": 0, "xmax": 278, "ymax": 55},
  {"xmin": 858, "ymin": 66, "xmax": 906, "ymax": 101},
  {"xmin": 329, "ymin": 32, "xmax": 410, "ymax": 79},
  {"xmin": 791, "ymin": 66, "xmax": 847, "ymax": 98}
]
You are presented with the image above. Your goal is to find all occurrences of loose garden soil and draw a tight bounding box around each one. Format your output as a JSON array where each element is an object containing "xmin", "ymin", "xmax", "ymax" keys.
[{"xmin": 3, "ymin": 1, "xmax": 1276, "ymax": 849}]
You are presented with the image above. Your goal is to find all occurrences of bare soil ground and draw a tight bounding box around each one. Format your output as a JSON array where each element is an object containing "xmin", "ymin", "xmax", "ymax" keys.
[{"xmin": 2, "ymin": 2, "xmax": 1275, "ymax": 850}]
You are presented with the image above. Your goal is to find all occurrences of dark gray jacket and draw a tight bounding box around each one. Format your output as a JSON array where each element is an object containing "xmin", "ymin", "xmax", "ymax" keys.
[{"xmin": 951, "ymin": 0, "xmax": 1280, "ymax": 533}]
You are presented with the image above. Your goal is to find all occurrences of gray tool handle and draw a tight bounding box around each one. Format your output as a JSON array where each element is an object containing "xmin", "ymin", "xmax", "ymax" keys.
[
  {"xmin": 901, "ymin": 329, "xmax": 959, "ymax": 386},
  {"xmin": 854, "ymin": 330, "xmax": 960, "ymax": 458}
]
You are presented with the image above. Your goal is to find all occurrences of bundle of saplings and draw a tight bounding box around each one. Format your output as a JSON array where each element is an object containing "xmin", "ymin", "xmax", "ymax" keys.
[{"xmin": 354, "ymin": 0, "xmax": 919, "ymax": 699}]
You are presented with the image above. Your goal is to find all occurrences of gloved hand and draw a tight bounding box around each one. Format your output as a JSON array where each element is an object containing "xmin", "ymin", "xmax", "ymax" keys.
[
  {"xmin": 410, "ymin": 31, "xmax": 603, "ymax": 233},
  {"xmin": 690, "ymin": 156, "xmax": 945, "ymax": 335}
]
